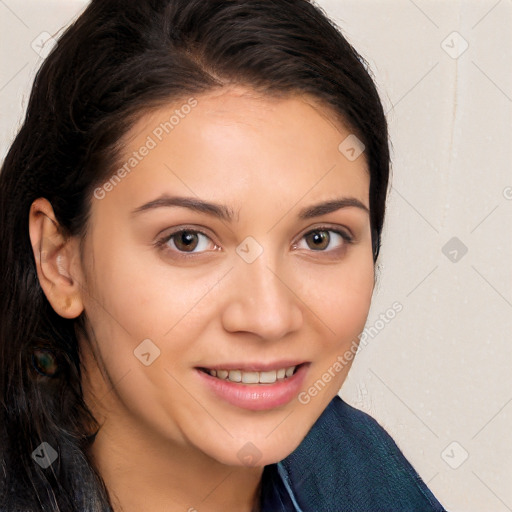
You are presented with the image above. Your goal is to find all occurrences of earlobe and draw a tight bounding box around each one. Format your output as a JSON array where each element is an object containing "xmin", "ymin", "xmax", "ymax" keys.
[{"xmin": 29, "ymin": 198, "xmax": 84, "ymax": 319}]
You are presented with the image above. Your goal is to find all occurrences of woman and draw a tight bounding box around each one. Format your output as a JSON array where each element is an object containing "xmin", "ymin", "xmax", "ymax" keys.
[{"xmin": 0, "ymin": 1, "xmax": 447, "ymax": 510}]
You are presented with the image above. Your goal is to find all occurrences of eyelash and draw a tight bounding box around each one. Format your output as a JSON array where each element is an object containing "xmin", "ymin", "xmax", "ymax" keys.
[{"xmin": 155, "ymin": 225, "xmax": 354, "ymax": 260}]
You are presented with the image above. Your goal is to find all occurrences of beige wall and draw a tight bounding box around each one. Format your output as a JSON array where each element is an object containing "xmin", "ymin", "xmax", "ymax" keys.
[{"xmin": 1, "ymin": 1, "xmax": 511, "ymax": 510}]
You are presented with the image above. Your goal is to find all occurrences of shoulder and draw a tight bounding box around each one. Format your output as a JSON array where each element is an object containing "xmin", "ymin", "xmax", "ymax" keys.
[{"xmin": 275, "ymin": 395, "xmax": 447, "ymax": 512}]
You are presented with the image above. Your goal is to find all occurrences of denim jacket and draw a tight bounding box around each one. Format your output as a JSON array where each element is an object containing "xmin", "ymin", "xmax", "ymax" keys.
[{"xmin": 259, "ymin": 395, "xmax": 447, "ymax": 511}]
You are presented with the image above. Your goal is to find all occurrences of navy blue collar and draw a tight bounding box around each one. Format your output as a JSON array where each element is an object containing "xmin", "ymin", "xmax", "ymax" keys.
[{"xmin": 259, "ymin": 395, "xmax": 446, "ymax": 512}]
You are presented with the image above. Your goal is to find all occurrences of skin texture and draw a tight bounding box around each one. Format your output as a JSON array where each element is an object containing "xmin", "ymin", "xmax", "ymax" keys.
[{"xmin": 29, "ymin": 86, "xmax": 375, "ymax": 512}]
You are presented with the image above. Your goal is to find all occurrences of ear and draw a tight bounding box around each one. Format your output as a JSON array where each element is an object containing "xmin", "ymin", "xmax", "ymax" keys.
[{"xmin": 29, "ymin": 198, "xmax": 85, "ymax": 319}]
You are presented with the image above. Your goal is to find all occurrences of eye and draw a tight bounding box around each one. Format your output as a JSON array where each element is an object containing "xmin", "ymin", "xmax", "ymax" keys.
[
  {"xmin": 155, "ymin": 225, "xmax": 353, "ymax": 260},
  {"xmin": 293, "ymin": 227, "xmax": 353, "ymax": 252},
  {"xmin": 157, "ymin": 228, "xmax": 218, "ymax": 256}
]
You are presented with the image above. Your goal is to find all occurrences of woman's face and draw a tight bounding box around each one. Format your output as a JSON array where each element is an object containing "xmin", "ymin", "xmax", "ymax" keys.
[{"xmin": 77, "ymin": 86, "xmax": 374, "ymax": 466}]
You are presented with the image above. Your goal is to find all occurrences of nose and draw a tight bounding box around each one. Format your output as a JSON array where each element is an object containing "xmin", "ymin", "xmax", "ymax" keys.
[{"xmin": 220, "ymin": 251, "xmax": 303, "ymax": 341}]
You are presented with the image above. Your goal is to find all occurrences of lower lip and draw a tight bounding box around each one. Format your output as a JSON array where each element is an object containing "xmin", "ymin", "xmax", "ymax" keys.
[{"xmin": 195, "ymin": 364, "xmax": 309, "ymax": 411}]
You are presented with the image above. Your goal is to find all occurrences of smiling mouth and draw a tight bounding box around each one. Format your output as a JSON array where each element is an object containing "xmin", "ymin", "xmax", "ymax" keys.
[{"xmin": 197, "ymin": 364, "xmax": 303, "ymax": 384}]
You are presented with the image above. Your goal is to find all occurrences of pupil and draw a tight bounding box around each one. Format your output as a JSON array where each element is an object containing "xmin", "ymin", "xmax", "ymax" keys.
[
  {"xmin": 309, "ymin": 231, "xmax": 328, "ymax": 250},
  {"xmin": 178, "ymin": 231, "xmax": 197, "ymax": 251}
]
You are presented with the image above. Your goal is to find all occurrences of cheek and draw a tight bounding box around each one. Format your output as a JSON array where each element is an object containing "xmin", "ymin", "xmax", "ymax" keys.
[
  {"xmin": 332, "ymin": 265, "xmax": 374, "ymax": 339},
  {"xmin": 298, "ymin": 251, "xmax": 374, "ymax": 385},
  {"xmin": 81, "ymin": 229, "xmax": 216, "ymax": 340},
  {"xmin": 78, "ymin": 244, "xmax": 206, "ymax": 436},
  {"xmin": 292, "ymin": 261, "xmax": 374, "ymax": 418},
  {"xmin": 296, "ymin": 251, "xmax": 375, "ymax": 340}
]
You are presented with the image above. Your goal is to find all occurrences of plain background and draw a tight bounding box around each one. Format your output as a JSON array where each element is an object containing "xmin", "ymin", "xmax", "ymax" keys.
[{"xmin": 1, "ymin": 1, "xmax": 511, "ymax": 511}]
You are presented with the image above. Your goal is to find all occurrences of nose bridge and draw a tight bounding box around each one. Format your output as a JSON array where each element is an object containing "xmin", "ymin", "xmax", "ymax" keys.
[
  {"xmin": 222, "ymin": 245, "xmax": 303, "ymax": 340},
  {"xmin": 245, "ymin": 252, "xmax": 286, "ymax": 307}
]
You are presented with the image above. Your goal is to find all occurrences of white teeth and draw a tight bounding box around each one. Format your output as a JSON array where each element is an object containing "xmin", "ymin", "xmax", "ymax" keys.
[
  {"xmin": 206, "ymin": 365, "xmax": 298, "ymax": 384},
  {"xmin": 228, "ymin": 370, "xmax": 242, "ymax": 382},
  {"xmin": 241, "ymin": 371, "xmax": 259, "ymax": 384},
  {"xmin": 259, "ymin": 370, "xmax": 277, "ymax": 384},
  {"xmin": 285, "ymin": 366, "xmax": 296, "ymax": 378}
]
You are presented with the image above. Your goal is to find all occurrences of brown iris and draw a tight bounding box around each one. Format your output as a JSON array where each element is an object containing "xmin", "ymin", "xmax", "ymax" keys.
[
  {"xmin": 173, "ymin": 231, "xmax": 200, "ymax": 252},
  {"xmin": 305, "ymin": 230, "xmax": 330, "ymax": 251}
]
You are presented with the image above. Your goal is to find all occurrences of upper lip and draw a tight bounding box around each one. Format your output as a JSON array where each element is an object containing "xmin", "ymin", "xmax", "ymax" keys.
[{"xmin": 197, "ymin": 360, "xmax": 308, "ymax": 372}]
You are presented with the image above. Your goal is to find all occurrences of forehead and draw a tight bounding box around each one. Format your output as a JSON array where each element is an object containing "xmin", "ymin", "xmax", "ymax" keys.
[{"xmin": 94, "ymin": 86, "xmax": 370, "ymax": 218}]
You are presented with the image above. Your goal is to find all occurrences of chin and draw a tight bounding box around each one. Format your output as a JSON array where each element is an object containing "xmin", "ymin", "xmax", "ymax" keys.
[{"xmin": 200, "ymin": 409, "xmax": 323, "ymax": 468}]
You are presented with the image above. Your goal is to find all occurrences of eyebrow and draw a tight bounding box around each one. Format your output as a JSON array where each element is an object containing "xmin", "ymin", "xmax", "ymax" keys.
[{"xmin": 131, "ymin": 195, "xmax": 369, "ymax": 221}]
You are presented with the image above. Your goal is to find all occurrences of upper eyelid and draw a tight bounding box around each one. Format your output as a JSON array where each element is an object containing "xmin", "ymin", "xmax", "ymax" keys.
[
  {"xmin": 160, "ymin": 224, "xmax": 351, "ymax": 239},
  {"xmin": 300, "ymin": 225, "xmax": 352, "ymax": 239},
  {"xmin": 159, "ymin": 226, "xmax": 217, "ymax": 244}
]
